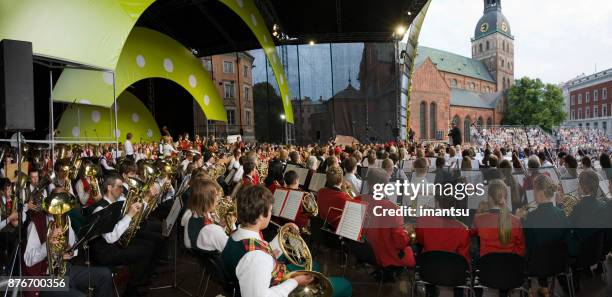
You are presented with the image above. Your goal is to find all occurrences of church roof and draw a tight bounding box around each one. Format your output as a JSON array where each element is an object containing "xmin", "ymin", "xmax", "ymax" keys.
[
  {"xmin": 333, "ymin": 80, "xmax": 361, "ymax": 99},
  {"xmin": 415, "ymin": 46, "xmax": 495, "ymax": 83},
  {"xmin": 474, "ymin": 0, "xmax": 513, "ymax": 40},
  {"xmin": 451, "ymin": 88, "xmax": 503, "ymax": 109}
]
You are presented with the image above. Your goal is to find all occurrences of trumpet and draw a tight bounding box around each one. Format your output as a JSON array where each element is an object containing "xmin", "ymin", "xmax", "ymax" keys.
[
  {"xmin": 277, "ymin": 224, "xmax": 333, "ymax": 297},
  {"xmin": 42, "ymin": 192, "xmax": 77, "ymax": 277},
  {"xmin": 84, "ymin": 164, "xmax": 100, "ymax": 198}
]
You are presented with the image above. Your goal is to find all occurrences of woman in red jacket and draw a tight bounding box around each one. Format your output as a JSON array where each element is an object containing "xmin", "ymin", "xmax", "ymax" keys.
[
  {"xmin": 472, "ymin": 179, "xmax": 525, "ymax": 257},
  {"xmin": 363, "ymin": 168, "xmax": 415, "ymax": 269}
]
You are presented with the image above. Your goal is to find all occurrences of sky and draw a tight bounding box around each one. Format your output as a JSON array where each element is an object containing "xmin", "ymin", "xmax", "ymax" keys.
[{"xmin": 416, "ymin": 0, "xmax": 612, "ymax": 84}]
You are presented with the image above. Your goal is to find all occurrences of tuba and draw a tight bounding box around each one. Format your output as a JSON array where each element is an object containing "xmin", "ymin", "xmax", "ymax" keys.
[
  {"xmin": 42, "ymin": 192, "xmax": 77, "ymax": 277},
  {"xmin": 278, "ymin": 224, "xmax": 333, "ymax": 297},
  {"xmin": 118, "ymin": 177, "xmax": 145, "ymax": 247}
]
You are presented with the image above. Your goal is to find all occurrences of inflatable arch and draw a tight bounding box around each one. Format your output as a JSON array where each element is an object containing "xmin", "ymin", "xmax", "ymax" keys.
[
  {"xmin": 52, "ymin": 27, "xmax": 227, "ymax": 121},
  {"xmin": 56, "ymin": 91, "xmax": 161, "ymax": 143}
]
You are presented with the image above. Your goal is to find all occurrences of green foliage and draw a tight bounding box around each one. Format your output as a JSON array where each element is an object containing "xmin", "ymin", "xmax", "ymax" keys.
[{"xmin": 503, "ymin": 77, "xmax": 566, "ymax": 131}]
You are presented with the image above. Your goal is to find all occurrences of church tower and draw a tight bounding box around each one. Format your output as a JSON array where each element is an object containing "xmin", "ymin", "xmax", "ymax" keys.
[{"xmin": 472, "ymin": 0, "xmax": 514, "ymax": 92}]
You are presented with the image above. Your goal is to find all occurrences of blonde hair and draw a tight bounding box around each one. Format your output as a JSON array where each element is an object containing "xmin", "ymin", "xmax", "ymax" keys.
[
  {"xmin": 487, "ymin": 179, "xmax": 512, "ymax": 246},
  {"xmin": 533, "ymin": 174, "xmax": 556, "ymax": 199}
]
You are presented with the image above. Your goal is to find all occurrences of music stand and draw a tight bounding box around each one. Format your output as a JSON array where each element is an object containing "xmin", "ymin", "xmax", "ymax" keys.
[{"xmin": 66, "ymin": 202, "xmax": 122, "ymax": 296}]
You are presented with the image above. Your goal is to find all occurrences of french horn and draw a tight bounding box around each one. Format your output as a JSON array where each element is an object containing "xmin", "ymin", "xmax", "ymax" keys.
[
  {"xmin": 278, "ymin": 224, "xmax": 333, "ymax": 297},
  {"xmin": 301, "ymin": 192, "xmax": 318, "ymax": 217}
]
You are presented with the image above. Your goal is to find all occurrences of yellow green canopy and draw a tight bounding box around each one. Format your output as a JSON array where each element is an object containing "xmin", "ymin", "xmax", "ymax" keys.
[{"xmin": 52, "ymin": 27, "xmax": 227, "ymax": 122}]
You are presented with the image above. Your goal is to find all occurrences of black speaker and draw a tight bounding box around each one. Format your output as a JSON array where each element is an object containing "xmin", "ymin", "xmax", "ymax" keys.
[{"xmin": 0, "ymin": 39, "xmax": 35, "ymax": 132}]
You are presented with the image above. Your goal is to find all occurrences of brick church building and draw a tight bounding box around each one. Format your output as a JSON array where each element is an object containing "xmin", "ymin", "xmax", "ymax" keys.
[{"xmin": 409, "ymin": 0, "xmax": 514, "ymax": 142}]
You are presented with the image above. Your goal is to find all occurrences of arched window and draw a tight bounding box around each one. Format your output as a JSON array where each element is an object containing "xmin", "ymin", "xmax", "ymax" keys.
[
  {"xmin": 477, "ymin": 116, "xmax": 484, "ymax": 128},
  {"xmin": 450, "ymin": 79, "xmax": 457, "ymax": 87},
  {"xmin": 452, "ymin": 115, "xmax": 461, "ymax": 126},
  {"xmin": 469, "ymin": 82, "xmax": 475, "ymax": 89},
  {"xmin": 419, "ymin": 102, "xmax": 427, "ymax": 139},
  {"xmin": 479, "ymin": 43, "xmax": 483, "ymax": 53},
  {"xmin": 464, "ymin": 116, "xmax": 471, "ymax": 143},
  {"xmin": 430, "ymin": 102, "xmax": 437, "ymax": 139},
  {"xmin": 486, "ymin": 117, "xmax": 493, "ymax": 127},
  {"xmin": 486, "ymin": 41, "xmax": 490, "ymax": 50}
]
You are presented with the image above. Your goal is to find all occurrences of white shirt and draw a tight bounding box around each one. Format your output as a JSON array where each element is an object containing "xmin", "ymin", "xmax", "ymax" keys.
[
  {"xmin": 124, "ymin": 140, "xmax": 134, "ymax": 156},
  {"xmin": 163, "ymin": 144, "xmax": 176, "ymax": 157},
  {"xmin": 228, "ymin": 158, "xmax": 241, "ymax": 170},
  {"xmin": 24, "ymin": 215, "xmax": 77, "ymax": 267},
  {"xmin": 75, "ymin": 179, "xmax": 90, "ymax": 206},
  {"xmin": 100, "ymin": 158, "xmax": 115, "ymax": 171},
  {"xmin": 231, "ymin": 227, "xmax": 298, "ymax": 297},
  {"xmin": 344, "ymin": 173, "xmax": 362, "ymax": 194},
  {"xmin": 93, "ymin": 197, "xmax": 132, "ymax": 244},
  {"xmin": 232, "ymin": 165, "xmax": 245, "ymax": 183}
]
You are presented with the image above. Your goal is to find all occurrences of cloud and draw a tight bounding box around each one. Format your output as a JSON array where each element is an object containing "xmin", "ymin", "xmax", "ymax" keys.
[{"xmin": 417, "ymin": 0, "xmax": 612, "ymax": 84}]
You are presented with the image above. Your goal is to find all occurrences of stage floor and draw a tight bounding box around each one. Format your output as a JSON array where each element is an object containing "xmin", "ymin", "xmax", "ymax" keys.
[{"xmin": 145, "ymin": 243, "xmax": 612, "ymax": 297}]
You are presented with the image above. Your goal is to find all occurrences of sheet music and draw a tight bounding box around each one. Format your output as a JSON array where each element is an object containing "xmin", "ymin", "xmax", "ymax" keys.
[
  {"xmin": 293, "ymin": 167, "xmax": 309, "ymax": 185},
  {"xmin": 284, "ymin": 164, "xmax": 298, "ymax": 174},
  {"xmin": 163, "ymin": 196, "xmax": 184, "ymax": 237},
  {"xmin": 561, "ymin": 179, "xmax": 579, "ymax": 194},
  {"xmin": 525, "ymin": 190, "xmax": 535, "ymax": 204},
  {"xmin": 429, "ymin": 158, "xmax": 437, "ymax": 170},
  {"xmin": 402, "ymin": 160, "xmax": 414, "ymax": 170},
  {"xmin": 272, "ymin": 189, "xmax": 288, "ymax": 217},
  {"xmin": 308, "ymin": 173, "xmax": 327, "ymax": 192},
  {"xmin": 280, "ymin": 190, "xmax": 303, "ymax": 221},
  {"xmin": 471, "ymin": 160, "xmax": 480, "ymax": 170},
  {"xmin": 600, "ymin": 180, "xmax": 610, "ymax": 197},
  {"xmin": 224, "ymin": 168, "xmax": 236, "ymax": 184},
  {"xmin": 540, "ymin": 167, "xmax": 560, "ymax": 185},
  {"xmin": 514, "ymin": 174, "xmax": 525, "ymax": 187},
  {"xmin": 373, "ymin": 159, "xmax": 383, "ymax": 168},
  {"xmin": 336, "ymin": 201, "xmax": 366, "ymax": 241}
]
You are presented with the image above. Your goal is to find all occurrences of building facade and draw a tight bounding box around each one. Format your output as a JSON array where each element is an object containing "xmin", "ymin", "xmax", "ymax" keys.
[
  {"xmin": 194, "ymin": 52, "xmax": 255, "ymax": 142},
  {"xmin": 563, "ymin": 67, "xmax": 612, "ymax": 136},
  {"xmin": 409, "ymin": 0, "xmax": 512, "ymax": 142}
]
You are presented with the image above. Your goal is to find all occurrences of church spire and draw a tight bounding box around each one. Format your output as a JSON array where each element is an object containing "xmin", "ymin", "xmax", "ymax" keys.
[{"xmin": 484, "ymin": 0, "xmax": 501, "ymax": 12}]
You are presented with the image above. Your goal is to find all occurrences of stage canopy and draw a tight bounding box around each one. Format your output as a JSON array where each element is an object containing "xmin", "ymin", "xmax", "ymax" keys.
[{"xmin": 56, "ymin": 91, "xmax": 161, "ymax": 142}]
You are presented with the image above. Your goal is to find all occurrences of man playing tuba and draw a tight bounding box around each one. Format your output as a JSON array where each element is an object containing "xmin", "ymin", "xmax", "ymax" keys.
[{"xmin": 23, "ymin": 190, "xmax": 113, "ymax": 297}]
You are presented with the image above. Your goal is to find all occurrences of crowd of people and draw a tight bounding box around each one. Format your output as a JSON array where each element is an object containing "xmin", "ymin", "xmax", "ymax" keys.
[
  {"xmin": 555, "ymin": 127, "xmax": 612, "ymax": 156},
  {"xmin": 471, "ymin": 126, "xmax": 555, "ymax": 151},
  {"xmin": 0, "ymin": 127, "xmax": 611, "ymax": 297}
]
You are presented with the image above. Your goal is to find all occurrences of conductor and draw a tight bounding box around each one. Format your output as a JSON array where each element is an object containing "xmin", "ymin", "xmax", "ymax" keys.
[{"xmin": 448, "ymin": 122, "xmax": 462, "ymax": 146}]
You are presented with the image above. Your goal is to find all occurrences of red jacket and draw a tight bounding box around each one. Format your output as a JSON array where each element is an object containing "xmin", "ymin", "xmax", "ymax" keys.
[
  {"xmin": 316, "ymin": 186, "xmax": 352, "ymax": 231},
  {"xmin": 364, "ymin": 199, "xmax": 415, "ymax": 268},
  {"xmin": 415, "ymin": 216, "xmax": 471, "ymax": 262},
  {"xmin": 471, "ymin": 210, "xmax": 525, "ymax": 257}
]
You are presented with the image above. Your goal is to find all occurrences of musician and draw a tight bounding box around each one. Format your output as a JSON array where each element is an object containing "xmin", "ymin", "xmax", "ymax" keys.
[
  {"xmin": 180, "ymin": 150, "xmax": 193, "ymax": 173},
  {"xmin": 74, "ymin": 162, "xmax": 102, "ymax": 208},
  {"xmin": 23, "ymin": 192, "xmax": 113, "ymax": 297},
  {"xmin": 90, "ymin": 175, "xmax": 155, "ymax": 297},
  {"xmin": 362, "ymin": 168, "xmax": 415, "ymax": 271},
  {"xmin": 125, "ymin": 133, "xmax": 135, "ymax": 160},
  {"xmin": 241, "ymin": 159, "xmax": 258, "ymax": 186},
  {"xmin": 227, "ymin": 148, "xmax": 242, "ymax": 171},
  {"xmin": 448, "ymin": 122, "xmax": 462, "ymax": 146},
  {"xmin": 316, "ymin": 166, "xmax": 352, "ymax": 231},
  {"xmin": 0, "ymin": 178, "xmax": 19, "ymax": 230},
  {"xmin": 522, "ymin": 174, "xmax": 576, "ymax": 296},
  {"xmin": 162, "ymin": 136, "xmax": 177, "ymax": 157},
  {"xmin": 25, "ymin": 169, "xmax": 47, "ymax": 211},
  {"xmin": 265, "ymin": 163, "xmax": 284, "ymax": 193},
  {"xmin": 287, "ymin": 151, "xmax": 303, "ymax": 168},
  {"xmin": 569, "ymin": 170, "xmax": 609, "ymax": 242},
  {"xmin": 521, "ymin": 156, "xmax": 543, "ymax": 191},
  {"xmin": 472, "ymin": 179, "xmax": 525, "ymax": 257},
  {"xmin": 98, "ymin": 150, "xmax": 115, "ymax": 174},
  {"xmin": 559, "ymin": 155, "xmax": 578, "ymax": 179},
  {"xmin": 415, "ymin": 189, "xmax": 470, "ymax": 260},
  {"xmin": 343, "ymin": 157, "xmax": 362, "ymax": 195},
  {"xmin": 499, "ymin": 160, "xmax": 524, "ymax": 211},
  {"xmin": 282, "ymin": 170, "xmax": 310, "ymax": 229},
  {"xmin": 221, "ymin": 185, "xmax": 352, "ymax": 297},
  {"xmin": 183, "ymin": 178, "xmax": 232, "ymax": 252},
  {"xmin": 48, "ymin": 161, "xmax": 75, "ymax": 196}
]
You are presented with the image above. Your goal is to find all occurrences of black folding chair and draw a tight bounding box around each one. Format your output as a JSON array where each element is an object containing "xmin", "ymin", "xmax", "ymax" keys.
[
  {"xmin": 474, "ymin": 253, "xmax": 528, "ymax": 297},
  {"xmin": 415, "ymin": 251, "xmax": 474, "ymax": 297},
  {"xmin": 343, "ymin": 239, "xmax": 390, "ymax": 297},
  {"xmin": 193, "ymin": 249, "xmax": 240, "ymax": 297},
  {"xmin": 527, "ymin": 241, "xmax": 574, "ymax": 297}
]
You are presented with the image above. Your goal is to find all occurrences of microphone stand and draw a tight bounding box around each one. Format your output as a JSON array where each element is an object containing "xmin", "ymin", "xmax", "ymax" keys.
[{"xmin": 4, "ymin": 132, "xmax": 24, "ymax": 297}]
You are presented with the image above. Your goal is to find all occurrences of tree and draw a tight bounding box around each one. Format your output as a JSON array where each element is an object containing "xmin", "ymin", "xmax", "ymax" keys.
[{"xmin": 503, "ymin": 77, "xmax": 566, "ymax": 131}]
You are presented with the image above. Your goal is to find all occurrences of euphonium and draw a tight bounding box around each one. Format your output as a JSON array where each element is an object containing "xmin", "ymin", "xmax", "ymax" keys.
[
  {"xmin": 118, "ymin": 177, "xmax": 145, "ymax": 247},
  {"xmin": 561, "ymin": 193, "xmax": 580, "ymax": 217},
  {"xmin": 278, "ymin": 225, "xmax": 333, "ymax": 297},
  {"xmin": 84, "ymin": 164, "xmax": 100, "ymax": 198},
  {"xmin": 213, "ymin": 196, "xmax": 236, "ymax": 235},
  {"xmin": 42, "ymin": 192, "xmax": 77, "ymax": 277}
]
